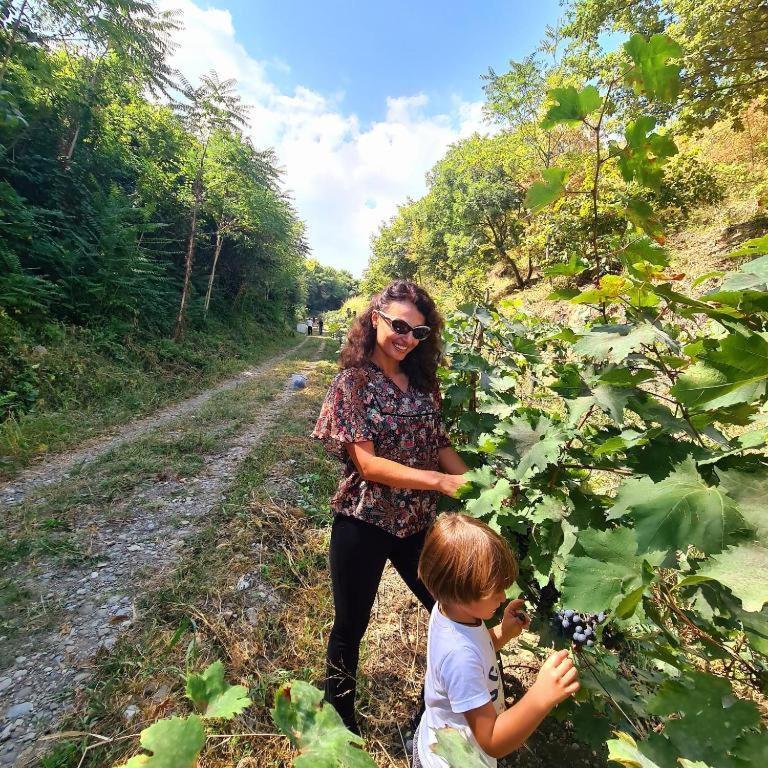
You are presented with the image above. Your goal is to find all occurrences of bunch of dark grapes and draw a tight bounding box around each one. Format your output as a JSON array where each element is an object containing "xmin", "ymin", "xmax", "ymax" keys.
[{"xmin": 552, "ymin": 608, "xmax": 607, "ymax": 648}]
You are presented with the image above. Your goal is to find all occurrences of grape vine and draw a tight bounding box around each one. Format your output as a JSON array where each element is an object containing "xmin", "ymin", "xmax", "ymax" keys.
[{"xmin": 439, "ymin": 30, "xmax": 768, "ymax": 768}]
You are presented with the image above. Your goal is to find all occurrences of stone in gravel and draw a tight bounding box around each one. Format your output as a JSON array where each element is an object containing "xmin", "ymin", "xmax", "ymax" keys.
[
  {"xmin": 0, "ymin": 725, "xmax": 12, "ymax": 742},
  {"xmin": 4, "ymin": 702, "xmax": 33, "ymax": 719},
  {"xmin": 127, "ymin": 544, "xmax": 142, "ymax": 551},
  {"xmin": 14, "ymin": 657, "xmax": 26, "ymax": 664},
  {"xmin": 0, "ymin": 679, "xmax": 10, "ymax": 693},
  {"xmin": 124, "ymin": 705, "xmax": 139, "ymax": 721},
  {"xmin": 76, "ymin": 588, "xmax": 87, "ymax": 595}
]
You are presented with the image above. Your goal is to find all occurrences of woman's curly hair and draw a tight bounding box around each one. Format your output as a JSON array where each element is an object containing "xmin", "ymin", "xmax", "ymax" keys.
[{"xmin": 339, "ymin": 280, "xmax": 443, "ymax": 392}]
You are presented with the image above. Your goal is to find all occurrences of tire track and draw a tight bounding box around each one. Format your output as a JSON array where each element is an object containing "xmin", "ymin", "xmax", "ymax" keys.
[{"xmin": 0, "ymin": 338, "xmax": 326, "ymax": 766}]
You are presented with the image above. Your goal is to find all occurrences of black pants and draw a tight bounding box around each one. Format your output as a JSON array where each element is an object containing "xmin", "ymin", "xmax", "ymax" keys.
[{"xmin": 325, "ymin": 514, "xmax": 435, "ymax": 729}]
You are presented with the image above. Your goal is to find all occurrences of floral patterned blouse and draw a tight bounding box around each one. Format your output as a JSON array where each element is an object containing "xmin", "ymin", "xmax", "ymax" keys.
[{"xmin": 312, "ymin": 360, "xmax": 452, "ymax": 538}]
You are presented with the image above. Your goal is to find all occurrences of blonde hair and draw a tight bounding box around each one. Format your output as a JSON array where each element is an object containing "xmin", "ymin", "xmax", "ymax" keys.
[{"xmin": 418, "ymin": 514, "xmax": 518, "ymax": 605}]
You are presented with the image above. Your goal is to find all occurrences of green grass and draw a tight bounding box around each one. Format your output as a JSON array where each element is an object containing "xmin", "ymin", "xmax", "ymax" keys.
[
  {"xmin": 0, "ymin": 319, "xmax": 304, "ymax": 479},
  {"xmin": 0, "ymin": 340, "xmax": 325, "ymax": 574},
  {"xmin": 38, "ymin": 341, "xmax": 340, "ymax": 768}
]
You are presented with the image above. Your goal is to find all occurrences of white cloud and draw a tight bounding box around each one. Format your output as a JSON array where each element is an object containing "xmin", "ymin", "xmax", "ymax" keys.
[{"xmin": 158, "ymin": 0, "xmax": 492, "ymax": 276}]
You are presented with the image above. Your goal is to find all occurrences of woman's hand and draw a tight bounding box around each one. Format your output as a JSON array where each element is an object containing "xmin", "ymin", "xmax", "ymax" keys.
[
  {"xmin": 437, "ymin": 473, "xmax": 468, "ymax": 497},
  {"xmin": 500, "ymin": 598, "xmax": 530, "ymax": 640}
]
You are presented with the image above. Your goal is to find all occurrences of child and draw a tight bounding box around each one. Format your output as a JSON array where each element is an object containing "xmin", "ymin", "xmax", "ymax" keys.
[{"xmin": 414, "ymin": 514, "xmax": 580, "ymax": 767}]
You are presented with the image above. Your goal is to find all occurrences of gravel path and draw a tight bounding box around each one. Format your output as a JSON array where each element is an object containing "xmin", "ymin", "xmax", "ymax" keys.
[
  {"xmin": 0, "ymin": 336, "xmax": 309, "ymax": 509},
  {"xmin": 0, "ymin": 337, "xmax": 325, "ymax": 766}
]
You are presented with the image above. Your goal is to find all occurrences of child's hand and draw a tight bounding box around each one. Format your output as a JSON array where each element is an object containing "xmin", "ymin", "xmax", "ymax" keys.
[
  {"xmin": 500, "ymin": 598, "xmax": 530, "ymax": 639},
  {"xmin": 529, "ymin": 649, "xmax": 580, "ymax": 711}
]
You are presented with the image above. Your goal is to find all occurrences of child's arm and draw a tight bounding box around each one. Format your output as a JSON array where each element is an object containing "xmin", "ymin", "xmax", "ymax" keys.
[
  {"xmin": 489, "ymin": 598, "xmax": 530, "ymax": 651},
  {"xmin": 464, "ymin": 650, "xmax": 579, "ymax": 759}
]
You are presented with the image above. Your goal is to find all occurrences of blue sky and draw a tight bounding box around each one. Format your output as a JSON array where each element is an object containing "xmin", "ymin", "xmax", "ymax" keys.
[
  {"xmin": 160, "ymin": 0, "xmax": 565, "ymax": 275},
  {"xmin": 221, "ymin": 0, "xmax": 563, "ymax": 125}
]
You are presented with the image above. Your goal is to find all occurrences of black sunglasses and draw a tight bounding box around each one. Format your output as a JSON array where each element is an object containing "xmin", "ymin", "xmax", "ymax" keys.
[{"xmin": 376, "ymin": 310, "xmax": 431, "ymax": 341}]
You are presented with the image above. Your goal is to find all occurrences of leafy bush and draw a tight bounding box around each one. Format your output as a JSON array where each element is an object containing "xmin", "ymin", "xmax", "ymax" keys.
[{"xmin": 652, "ymin": 151, "xmax": 725, "ymax": 222}]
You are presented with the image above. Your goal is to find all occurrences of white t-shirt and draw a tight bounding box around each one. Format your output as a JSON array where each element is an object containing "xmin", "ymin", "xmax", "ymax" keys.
[{"xmin": 416, "ymin": 603, "xmax": 504, "ymax": 767}]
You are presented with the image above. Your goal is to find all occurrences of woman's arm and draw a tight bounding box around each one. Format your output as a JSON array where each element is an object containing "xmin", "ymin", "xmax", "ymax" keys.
[
  {"xmin": 346, "ymin": 441, "xmax": 466, "ymax": 497},
  {"xmin": 438, "ymin": 446, "xmax": 469, "ymax": 475}
]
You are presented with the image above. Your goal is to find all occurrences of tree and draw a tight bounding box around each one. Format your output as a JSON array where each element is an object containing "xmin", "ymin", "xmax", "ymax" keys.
[
  {"xmin": 304, "ymin": 259, "xmax": 358, "ymax": 313},
  {"xmin": 426, "ymin": 133, "xmax": 536, "ymax": 288},
  {"xmin": 563, "ymin": 0, "xmax": 768, "ymax": 130},
  {"xmin": 202, "ymin": 133, "xmax": 283, "ymax": 316},
  {"xmin": 173, "ymin": 71, "xmax": 248, "ymax": 340}
]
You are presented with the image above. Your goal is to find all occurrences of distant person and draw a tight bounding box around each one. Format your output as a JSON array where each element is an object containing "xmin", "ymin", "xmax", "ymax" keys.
[
  {"xmin": 318, "ymin": 316, "xmax": 324, "ymax": 336},
  {"xmin": 307, "ymin": 317, "xmax": 313, "ymax": 336},
  {"xmin": 413, "ymin": 514, "xmax": 579, "ymax": 767},
  {"xmin": 312, "ymin": 280, "xmax": 468, "ymax": 733}
]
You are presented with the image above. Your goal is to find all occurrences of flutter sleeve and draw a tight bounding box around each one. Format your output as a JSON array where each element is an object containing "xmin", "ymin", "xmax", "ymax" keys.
[{"xmin": 312, "ymin": 368, "xmax": 377, "ymax": 460}]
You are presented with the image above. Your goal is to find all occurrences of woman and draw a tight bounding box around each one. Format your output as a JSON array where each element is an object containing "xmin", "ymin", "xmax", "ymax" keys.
[{"xmin": 312, "ymin": 280, "xmax": 468, "ymax": 733}]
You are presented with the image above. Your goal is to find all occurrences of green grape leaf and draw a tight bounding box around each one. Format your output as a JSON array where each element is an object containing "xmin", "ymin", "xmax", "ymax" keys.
[
  {"xmin": 463, "ymin": 464, "xmax": 496, "ymax": 489},
  {"xmin": 431, "ymin": 727, "xmax": 489, "ymax": 768},
  {"xmin": 271, "ymin": 680, "xmax": 376, "ymax": 767},
  {"xmin": 620, "ymin": 238, "xmax": 670, "ymax": 278},
  {"xmin": 525, "ymin": 167, "xmax": 569, "ymax": 213},
  {"xmin": 560, "ymin": 527, "xmax": 658, "ymax": 615},
  {"xmin": 573, "ymin": 323, "xmax": 660, "ymax": 364},
  {"xmin": 607, "ymin": 731, "xmax": 663, "ymax": 768},
  {"xmin": 464, "ymin": 478, "xmax": 512, "ymax": 518},
  {"xmin": 185, "ymin": 660, "xmax": 251, "ymax": 720},
  {"xmin": 118, "ymin": 715, "xmax": 205, "ymax": 768},
  {"xmin": 607, "ymin": 458, "xmax": 748, "ymax": 560},
  {"xmin": 707, "ymin": 255, "xmax": 768, "ymax": 312},
  {"xmin": 592, "ymin": 384, "xmax": 635, "ymax": 423},
  {"xmin": 497, "ymin": 417, "xmax": 563, "ymax": 481},
  {"xmin": 716, "ymin": 468, "xmax": 768, "ymax": 540},
  {"xmin": 715, "ymin": 255, "xmax": 768, "ymax": 291},
  {"xmin": 594, "ymin": 429, "xmax": 648, "ymax": 457},
  {"xmin": 543, "ymin": 254, "xmax": 589, "ymax": 277},
  {"xmin": 598, "ymin": 368, "xmax": 655, "ymax": 387},
  {"xmin": 623, "ymin": 197, "xmax": 666, "ymax": 244},
  {"xmin": 614, "ymin": 116, "xmax": 678, "ymax": 190},
  {"xmin": 696, "ymin": 543, "xmax": 768, "ymax": 612},
  {"xmin": 529, "ymin": 493, "xmax": 573, "ymax": 523},
  {"xmin": 731, "ymin": 730, "xmax": 768, "ymax": 766},
  {"xmin": 647, "ymin": 671, "xmax": 760, "ymax": 763},
  {"xmin": 725, "ymin": 234, "xmax": 768, "ymax": 260},
  {"xmin": 670, "ymin": 332, "xmax": 768, "ymax": 411},
  {"xmin": 624, "ymin": 33, "xmax": 683, "ymax": 102},
  {"xmin": 571, "ymin": 275, "xmax": 630, "ymax": 305},
  {"xmin": 541, "ymin": 85, "xmax": 601, "ymax": 128}
]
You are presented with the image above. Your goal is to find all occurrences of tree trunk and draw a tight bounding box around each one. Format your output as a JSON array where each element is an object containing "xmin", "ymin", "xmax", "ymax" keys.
[
  {"xmin": 174, "ymin": 145, "xmax": 208, "ymax": 340},
  {"xmin": 60, "ymin": 51, "xmax": 107, "ymax": 167},
  {"xmin": 203, "ymin": 229, "xmax": 224, "ymax": 315},
  {"xmin": 505, "ymin": 252, "xmax": 525, "ymax": 289},
  {"xmin": 174, "ymin": 188, "xmax": 200, "ymax": 341}
]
